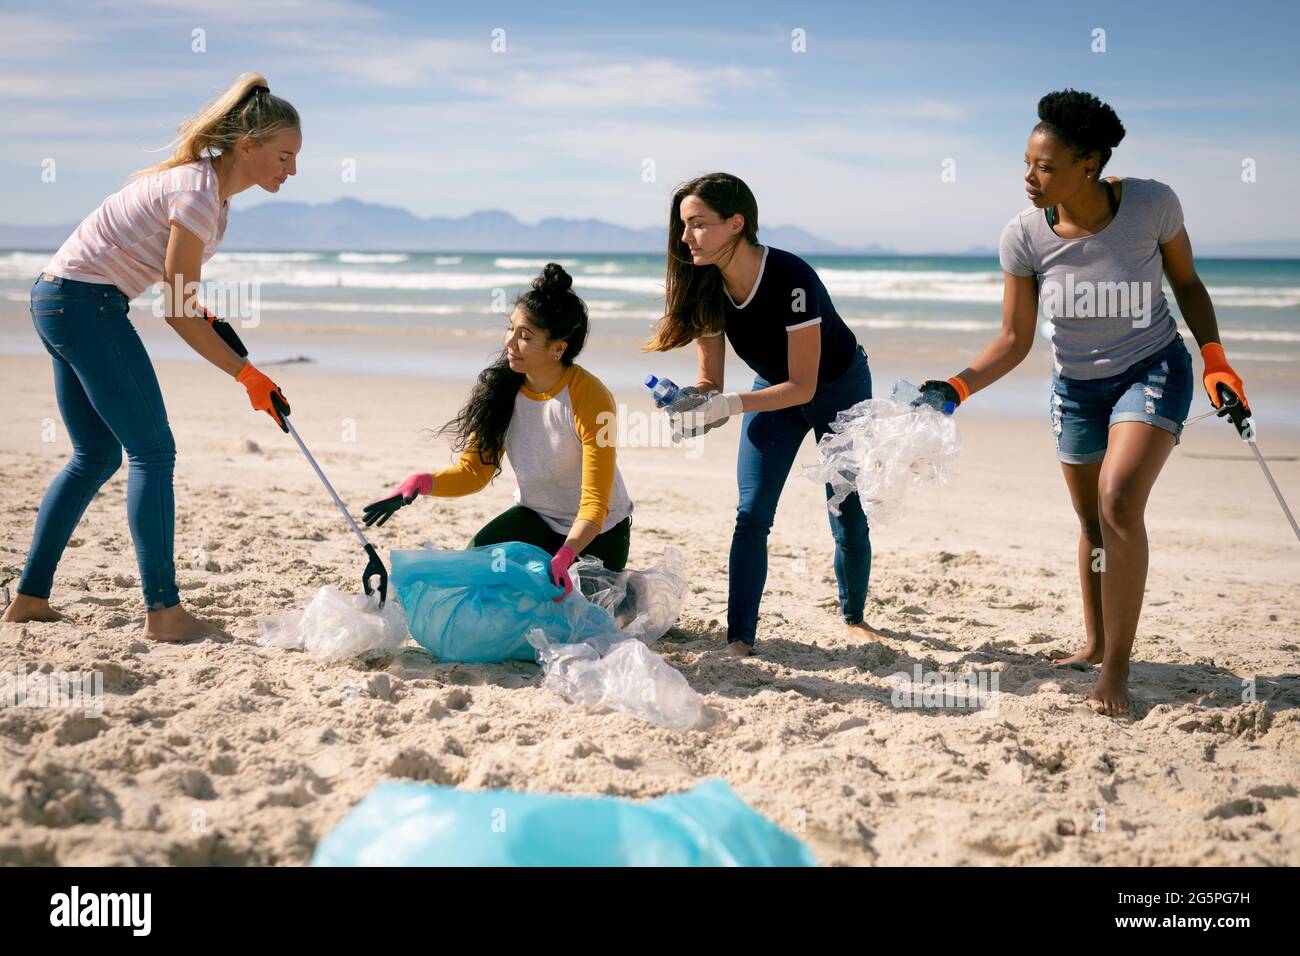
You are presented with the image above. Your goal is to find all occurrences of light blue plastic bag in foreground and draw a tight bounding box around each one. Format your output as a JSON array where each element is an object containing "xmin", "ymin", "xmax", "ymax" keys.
[
  {"xmin": 311, "ymin": 778, "xmax": 816, "ymax": 867},
  {"xmin": 390, "ymin": 542, "xmax": 622, "ymax": 663}
]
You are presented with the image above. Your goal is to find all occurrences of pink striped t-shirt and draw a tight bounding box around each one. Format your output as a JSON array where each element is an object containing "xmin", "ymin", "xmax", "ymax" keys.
[{"xmin": 43, "ymin": 156, "xmax": 230, "ymax": 299}]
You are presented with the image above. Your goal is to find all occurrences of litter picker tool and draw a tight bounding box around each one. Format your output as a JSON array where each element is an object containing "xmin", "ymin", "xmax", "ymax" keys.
[
  {"xmin": 1215, "ymin": 384, "xmax": 1300, "ymax": 543},
  {"xmin": 208, "ymin": 311, "xmax": 389, "ymax": 605}
]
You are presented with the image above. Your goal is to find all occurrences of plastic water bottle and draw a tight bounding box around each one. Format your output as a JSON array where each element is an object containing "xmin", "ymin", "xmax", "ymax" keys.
[
  {"xmin": 645, "ymin": 375, "xmax": 680, "ymax": 408},
  {"xmin": 892, "ymin": 379, "xmax": 955, "ymax": 415}
]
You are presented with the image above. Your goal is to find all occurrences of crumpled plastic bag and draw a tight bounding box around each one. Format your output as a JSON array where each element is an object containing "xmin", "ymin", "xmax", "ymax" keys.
[
  {"xmin": 311, "ymin": 778, "xmax": 816, "ymax": 866},
  {"xmin": 390, "ymin": 541, "xmax": 624, "ymax": 663},
  {"xmin": 392, "ymin": 541, "xmax": 701, "ymax": 729},
  {"xmin": 257, "ymin": 586, "xmax": 408, "ymax": 660},
  {"xmin": 527, "ymin": 629, "xmax": 705, "ymax": 730},
  {"xmin": 803, "ymin": 380, "xmax": 962, "ymax": 525},
  {"xmin": 571, "ymin": 546, "xmax": 687, "ymax": 644}
]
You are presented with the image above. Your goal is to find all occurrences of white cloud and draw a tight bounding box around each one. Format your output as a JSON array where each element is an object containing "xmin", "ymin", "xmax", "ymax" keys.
[
  {"xmin": 456, "ymin": 60, "xmax": 773, "ymax": 110},
  {"xmin": 2, "ymin": 4, "xmax": 1297, "ymax": 250},
  {"xmin": 93, "ymin": 0, "xmax": 382, "ymax": 25}
]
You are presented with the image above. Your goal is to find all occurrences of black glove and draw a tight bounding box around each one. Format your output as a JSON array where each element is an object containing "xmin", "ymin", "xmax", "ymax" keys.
[
  {"xmin": 363, "ymin": 494, "xmax": 409, "ymax": 528},
  {"xmin": 914, "ymin": 379, "xmax": 961, "ymax": 412},
  {"xmin": 363, "ymin": 474, "xmax": 432, "ymax": 527}
]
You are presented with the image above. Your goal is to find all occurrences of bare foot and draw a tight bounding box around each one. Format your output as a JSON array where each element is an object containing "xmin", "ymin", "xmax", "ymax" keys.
[
  {"xmin": 725, "ymin": 641, "xmax": 754, "ymax": 657},
  {"xmin": 1087, "ymin": 670, "xmax": 1131, "ymax": 717},
  {"xmin": 144, "ymin": 604, "xmax": 222, "ymax": 643},
  {"xmin": 845, "ymin": 620, "xmax": 887, "ymax": 642},
  {"xmin": 1, "ymin": 593, "xmax": 65, "ymax": 623},
  {"xmin": 1052, "ymin": 645, "xmax": 1104, "ymax": 668}
]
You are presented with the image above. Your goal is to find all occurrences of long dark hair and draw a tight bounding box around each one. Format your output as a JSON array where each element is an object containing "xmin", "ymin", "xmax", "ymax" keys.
[
  {"xmin": 643, "ymin": 171, "xmax": 759, "ymax": 352},
  {"xmin": 1033, "ymin": 89, "xmax": 1126, "ymax": 174},
  {"xmin": 436, "ymin": 263, "xmax": 589, "ymax": 473}
]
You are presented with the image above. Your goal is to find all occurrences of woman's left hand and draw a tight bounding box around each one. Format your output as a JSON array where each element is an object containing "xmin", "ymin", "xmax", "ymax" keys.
[
  {"xmin": 671, "ymin": 391, "xmax": 743, "ymax": 441},
  {"xmin": 1201, "ymin": 343, "xmax": 1249, "ymax": 410},
  {"xmin": 550, "ymin": 546, "xmax": 577, "ymax": 601}
]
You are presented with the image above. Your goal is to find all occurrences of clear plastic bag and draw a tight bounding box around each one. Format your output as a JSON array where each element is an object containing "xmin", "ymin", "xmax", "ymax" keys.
[
  {"xmin": 571, "ymin": 546, "xmax": 688, "ymax": 644},
  {"xmin": 390, "ymin": 541, "xmax": 624, "ymax": 663},
  {"xmin": 257, "ymin": 586, "xmax": 408, "ymax": 660},
  {"xmin": 803, "ymin": 380, "xmax": 962, "ymax": 525},
  {"xmin": 392, "ymin": 543, "xmax": 700, "ymax": 729},
  {"xmin": 526, "ymin": 629, "xmax": 705, "ymax": 730},
  {"xmin": 311, "ymin": 778, "xmax": 816, "ymax": 866}
]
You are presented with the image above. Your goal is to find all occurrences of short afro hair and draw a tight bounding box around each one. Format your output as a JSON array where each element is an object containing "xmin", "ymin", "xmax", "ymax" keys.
[{"xmin": 1034, "ymin": 89, "xmax": 1126, "ymax": 174}]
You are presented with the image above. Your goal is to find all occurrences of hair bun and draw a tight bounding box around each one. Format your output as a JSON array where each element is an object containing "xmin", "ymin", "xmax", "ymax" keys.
[
  {"xmin": 1037, "ymin": 88, "xmax": 1125, "ymax": 150},
  {"xmin": 534, "ymin": 262, "xmax": 573, "ymax": 296}
]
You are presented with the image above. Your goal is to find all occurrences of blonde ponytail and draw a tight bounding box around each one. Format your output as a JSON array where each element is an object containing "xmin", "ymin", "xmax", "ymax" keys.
[{"xmin": 130, "ymin": 72, "xmax": 300, "ymax": 181}]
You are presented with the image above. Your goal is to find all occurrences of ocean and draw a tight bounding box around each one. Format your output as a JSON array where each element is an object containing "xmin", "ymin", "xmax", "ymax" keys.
[{"xmin": 3, "ymin": 249, "xmax": 1298, "ymax": 426}]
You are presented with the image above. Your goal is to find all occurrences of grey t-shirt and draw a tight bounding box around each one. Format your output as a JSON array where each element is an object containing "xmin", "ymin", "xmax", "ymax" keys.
[{"xmin": 999, "ymin": 177, "xmax": 1185, "ymax": 380}]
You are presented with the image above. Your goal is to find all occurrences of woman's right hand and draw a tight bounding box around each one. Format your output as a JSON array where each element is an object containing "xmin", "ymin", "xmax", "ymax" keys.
[
  {"xmin": 363, "ymin": 473, "xmax": 433, "ymax": 527},
  {"xmin": 236, "ymin": 362, "xmax": 290, "ymax": 431},
  {"xmin": 667, "ymin": 385, "xmax": 725, "ymax": 440},
  {"xmin": 672, "ymin": 391, "xmax": 742, "ymax": 441},
  {"xmin": 914, "ymin": 379, "xmax": 963, "ymax": 413},
  {"xmin": 667, "ymin": 384, "xmax": 710, "ymax": 413}
]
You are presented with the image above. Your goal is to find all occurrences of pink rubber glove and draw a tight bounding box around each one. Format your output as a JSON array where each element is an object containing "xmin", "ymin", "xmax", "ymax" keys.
[
  {"xmin": 362, "ymin": 473, "xmax": 433, "ymax": 528},
  {"xmin": 395, "ymin": 473, "xmax": 433, "ymax": 501},
  {"xmin": 550, "ymin": 546, "xmax": 576, "ymax": 602}
]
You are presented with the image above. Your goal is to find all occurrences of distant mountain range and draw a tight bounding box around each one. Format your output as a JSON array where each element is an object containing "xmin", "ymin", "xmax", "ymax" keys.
[
  {"xmin": 2, "ymin": 198, "xmax": 1297, "ymax": 256},
  {"xmin": 0, "ymin": 198, "xmax": 892, "ymax": 255}
]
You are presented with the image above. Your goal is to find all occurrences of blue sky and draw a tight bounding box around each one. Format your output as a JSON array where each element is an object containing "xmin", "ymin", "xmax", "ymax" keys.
[{"xmin": 1, "ymin": 0, "xmax": 1297, "ymax": 252}]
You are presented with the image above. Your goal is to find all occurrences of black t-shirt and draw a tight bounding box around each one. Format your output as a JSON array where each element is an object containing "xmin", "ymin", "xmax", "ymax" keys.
[{"xmin": 702, "ymin": 246, "xmax": 860, "ymax": 385}]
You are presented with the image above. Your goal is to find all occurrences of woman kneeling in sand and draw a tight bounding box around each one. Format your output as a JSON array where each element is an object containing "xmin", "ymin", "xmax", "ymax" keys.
[
  {"xmin": 362, "ymin": 263, "xmax": 634, "ymax": 597},
  {"xmin": 914, "ymin": 90, "xmax": 1251, "ymax": 717}
]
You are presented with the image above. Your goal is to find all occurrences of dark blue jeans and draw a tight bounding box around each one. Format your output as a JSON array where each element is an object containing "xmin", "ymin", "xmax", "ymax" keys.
[
  {"xmin": 19, "ymin": 274, "xmax": 179, "ymax": 610},
  {"xmin": 728, "ymin": 344, "xmax": 872, "ymax": 646}
]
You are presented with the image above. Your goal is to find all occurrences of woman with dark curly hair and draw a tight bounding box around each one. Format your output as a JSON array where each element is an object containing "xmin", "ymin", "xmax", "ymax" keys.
[
  {"xmin": 915, "ymin": 90, "xmax": 1250, "ymax": 717},
  {"xmin": 362, "ymin": 263, "xmax": 633, "ymax": 599}
]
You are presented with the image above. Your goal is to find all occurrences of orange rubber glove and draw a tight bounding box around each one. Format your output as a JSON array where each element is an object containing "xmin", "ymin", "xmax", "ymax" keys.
[
  {"xmin": 1201, "ymin": 343, "xmax": 1248, "ymax": 410},
  {"xmin": 236, "ymin": 362, "xmax": 289, "ymax": 431}
]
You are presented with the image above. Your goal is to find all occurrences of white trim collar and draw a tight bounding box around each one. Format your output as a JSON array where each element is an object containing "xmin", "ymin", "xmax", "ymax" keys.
[{"xmin": 724, "ymin": 245, "xmax": 768, "ymax": 310}]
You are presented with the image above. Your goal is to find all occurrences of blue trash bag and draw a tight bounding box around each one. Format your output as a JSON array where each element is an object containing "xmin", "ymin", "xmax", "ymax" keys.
[
  {"xmin": 390, "ymin": 541, "xmax": 623, "ymax": 663},
  {"xmin": 311, "ymin": 778, "xmax": 817, "ymax": 867}
]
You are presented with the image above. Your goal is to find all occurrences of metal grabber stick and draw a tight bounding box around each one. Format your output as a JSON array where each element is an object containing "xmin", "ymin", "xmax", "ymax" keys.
[
  {"xmin": 204, "ymin": 309, "xmax": 388, "ymax": 605},
  {"xmin": 1215, "ymin": 384, "xmax": 1300, "ymax": 543},
  {"xmin": 270, "ymin": 393, "xmax": 389, "ymax": 605}
]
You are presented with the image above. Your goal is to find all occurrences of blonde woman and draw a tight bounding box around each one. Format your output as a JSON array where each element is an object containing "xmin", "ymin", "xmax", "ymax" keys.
[{"xmin": 2, "ymin": 73, "xmax": 301, "ymax": 641}]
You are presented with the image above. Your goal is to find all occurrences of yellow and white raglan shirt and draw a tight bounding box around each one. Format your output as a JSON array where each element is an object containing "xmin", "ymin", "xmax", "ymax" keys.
[{"xmin": 429, "ymin": 364, "xmax": 633, "ymax": 534}]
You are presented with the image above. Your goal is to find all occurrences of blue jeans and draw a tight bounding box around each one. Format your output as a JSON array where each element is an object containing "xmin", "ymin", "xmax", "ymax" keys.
[
  {"xmin": 1050, "ymin": 334, "xmax": 1195, "ymax": 464},
  {"xmin": 729, "ymin": 345, "xmax": 872, "ymax": 646},
  {"xmin": 19, "ymin": 274, "xmax": 179, "ymax": 610}
]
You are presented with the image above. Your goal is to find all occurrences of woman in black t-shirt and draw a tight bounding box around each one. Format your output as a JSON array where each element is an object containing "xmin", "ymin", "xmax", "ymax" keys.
[{"xmin": 644, "ymin": 172, "xmax": 880, "ymax": 656}]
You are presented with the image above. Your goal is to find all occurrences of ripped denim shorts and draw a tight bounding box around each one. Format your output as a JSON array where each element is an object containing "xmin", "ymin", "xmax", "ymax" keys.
[{"xmin": 1049, "ymin": 333, "xmax": 1195, "ymax": 465}]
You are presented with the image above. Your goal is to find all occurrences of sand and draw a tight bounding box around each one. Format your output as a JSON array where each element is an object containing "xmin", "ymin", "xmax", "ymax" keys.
[{"xmin": 1, "ymin": 352, "xmax": 1298, "ymax": 866}]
